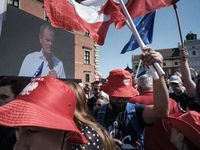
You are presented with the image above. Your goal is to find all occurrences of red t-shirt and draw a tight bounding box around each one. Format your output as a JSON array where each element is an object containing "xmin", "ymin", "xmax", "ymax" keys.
[{"xmin": 129, "ymin": 91, "xmax": 182, "ymax": 150}]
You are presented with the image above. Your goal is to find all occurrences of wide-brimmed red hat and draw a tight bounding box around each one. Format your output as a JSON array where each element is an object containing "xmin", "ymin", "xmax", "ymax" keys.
[
  {"xmin": 0, "ymin": 76, "xmax": 88, "ymax": 145},
  {"xmin": 164, "ymin": 111, "xmax": 200, "ymax": 148},
  {"xmin": 101, "ymin": 69, "xmax": 138, "ymax": 97}
]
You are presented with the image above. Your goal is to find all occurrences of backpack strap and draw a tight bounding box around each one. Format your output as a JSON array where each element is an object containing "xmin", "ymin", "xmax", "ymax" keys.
[
  {"xmin": 126, "ymin": 102, "xmax": 144, "ymax": 150},
  {"xmin": 97, "ymin": 103, "xmax": 109, "ymax": 126}
]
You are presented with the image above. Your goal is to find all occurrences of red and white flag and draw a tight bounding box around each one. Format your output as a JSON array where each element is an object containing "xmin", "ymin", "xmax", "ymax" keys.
[
  {"xmin": 44, "ymin": 0, "xmax": 124, "ymax": 45},
  {"xmin": 44, "ymin": 0, "xmax": 179, "ymax": 45},
  {"xmin": 98, "ymin": 72, "xmax": 102, "ymax": 77},
  {"xmin": 192, "ymin": 73, "xmax": 194, "ymax": 77},
  {"xmin": 176, "ymin": 71, "xmax": 182, "ymax": 78},
  {"xmin": 190, "ymin": 68, "xmax": 195, "ymax": 71},
  {"xmin": 98, "ymin": 72, "xmax": 102, "ymax": 81}
]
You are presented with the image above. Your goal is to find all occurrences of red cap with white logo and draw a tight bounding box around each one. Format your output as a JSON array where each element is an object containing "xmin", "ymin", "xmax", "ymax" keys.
[
  {"xmin": 0, "ymin": 76, "xmax": 88, "ymax": 145},
  {"xmin": 101, "ymin": 69, "xmax": 138, "ymax": 97}
]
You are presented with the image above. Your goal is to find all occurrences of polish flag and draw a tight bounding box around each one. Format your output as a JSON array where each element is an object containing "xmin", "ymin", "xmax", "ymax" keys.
[
  {"xmin": 176, "ymin": 71, "xmax": 182, "ymax": 78},
  {"xmin": 98, "ymin": 72, "xmax": 102, "ymax": 81},
  {"xmin": 192, "ymin": 73, "xmax": 194, "ymax": 77},
  {"xmin": 44, "ymin": 0, "xmax": 125, "ymax": 45},
  {"xmin": 190, "ymin": 68, "xmax": 195, "ymax": 71},
  {"xmin": 44, "ymin": 0, "xmax": 179, "ymax": 45}
]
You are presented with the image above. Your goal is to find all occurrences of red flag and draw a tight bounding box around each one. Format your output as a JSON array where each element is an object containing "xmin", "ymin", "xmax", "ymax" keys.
[
  {"xmin": 115, "ymin": 0, "xmax": 180, "ymax": 29},
  {"xmin": 44, "ymin": 0, "xmax": 125, "ymax": 45},
  {"xmin": 44, "ymin": 0, "xmax": 179, "ymax": 45}
]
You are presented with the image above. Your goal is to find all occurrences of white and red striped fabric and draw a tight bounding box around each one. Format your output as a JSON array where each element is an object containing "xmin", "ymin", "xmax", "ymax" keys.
[
  {"xmin": 44, "ymin": 0, "xmax": 179, "ymax": 45},
  {"xmin": 98, "ymin": 72, "xmax": 102, "ymax": 81},
  {"xmin": 176, "ymin": 71, "xmax": 182, "ymax": 78},
  {"xmin": 190, "ymin": 68, "xmax": 195, "ymax": 71}
]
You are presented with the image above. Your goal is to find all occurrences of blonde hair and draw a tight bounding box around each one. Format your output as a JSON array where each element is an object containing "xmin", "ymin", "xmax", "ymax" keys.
[{"xmin": 64, "ymin": 81, "xmax": 116, "ymax": 150}]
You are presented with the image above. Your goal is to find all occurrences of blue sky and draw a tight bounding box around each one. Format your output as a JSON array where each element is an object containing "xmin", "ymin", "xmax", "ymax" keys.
[{"xmin": 99, "ymin": 0, "xmax": 200, "ymax": 78}]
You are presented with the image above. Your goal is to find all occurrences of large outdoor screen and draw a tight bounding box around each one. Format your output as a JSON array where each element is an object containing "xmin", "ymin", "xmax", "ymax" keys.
[{"xmin": 0, "ymin": 4, "xmax": 75, "ymax": 79}]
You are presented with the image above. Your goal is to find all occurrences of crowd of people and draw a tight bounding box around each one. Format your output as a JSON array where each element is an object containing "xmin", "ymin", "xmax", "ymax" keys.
[{"xmin": 0, "ymin": 47, "xmax": 199, "ymax": 150}]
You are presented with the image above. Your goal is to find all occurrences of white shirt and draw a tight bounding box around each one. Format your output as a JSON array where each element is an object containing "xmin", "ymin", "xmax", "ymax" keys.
[{"xmin": 18, "ymin": 50, "xmax": 66, "ymax": 78}]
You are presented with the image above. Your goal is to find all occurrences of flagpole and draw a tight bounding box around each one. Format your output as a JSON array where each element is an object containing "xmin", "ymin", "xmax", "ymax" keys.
[
  {"xmin": 126, "ymin": 20, "xmax": 156, "ymax": 78},
  {"xmin": 135, "ymin": 59, "xmax": 142, "ymax": 78},
  {"xmin": 125, "ymin": 20, "xmax": 159, "ymax": 80},
  {"xmin": 173, "ymin": 4, "xmax": 184, "ymax": 48},
  {"xmin": 125, "ymin": 20, "xmax": 147, "ymax": 78},
  {"xmin": 119, "ymin": 0, "xmax": 165, "ymax": 80}
]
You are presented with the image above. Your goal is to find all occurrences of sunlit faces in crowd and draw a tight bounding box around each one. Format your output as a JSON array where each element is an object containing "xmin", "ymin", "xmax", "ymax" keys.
[
  {"xmin": 95, "ymin": 97, "xmax": 109, "ymax": 109},
  {"xmin": 93, "ymin": 82, "xmax": 102, "ymax": 98},
  {"xmin": 84, "ymin": 84, "xmax": 90, "ymax": 94},
  {"xmin": 170, "ymin": 82, "xmax": 183, "ymax": 93}
]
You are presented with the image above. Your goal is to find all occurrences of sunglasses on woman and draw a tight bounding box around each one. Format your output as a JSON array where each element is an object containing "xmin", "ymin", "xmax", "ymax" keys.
[{"xmin": 95, "ymin": 103, "xmax": 101, "ymax": 107}]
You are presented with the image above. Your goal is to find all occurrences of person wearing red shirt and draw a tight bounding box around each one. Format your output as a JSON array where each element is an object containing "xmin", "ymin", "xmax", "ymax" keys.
[{"xmin": 129, "ymin": 74, "xmax": 182, "ymax": 150}]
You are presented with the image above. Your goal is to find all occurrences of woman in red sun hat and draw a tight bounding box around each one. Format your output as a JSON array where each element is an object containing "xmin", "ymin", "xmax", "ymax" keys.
[
  {"xmin": 0, "ymin": 76, "xmax": 88, "ymax": 150},
  {"xmin": 165, "ymin": 111, "xmax": 200, "ymax": 150}
]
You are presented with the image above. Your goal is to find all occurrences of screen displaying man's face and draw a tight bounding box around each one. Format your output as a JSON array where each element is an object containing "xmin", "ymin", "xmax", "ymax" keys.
[
  {"xmin": 0, "ymin": 4, "xmax": 75, "ymax": 78},
  {"xmin": 40, "ymin": 27, "xmax": 55, "ymax": 56}
]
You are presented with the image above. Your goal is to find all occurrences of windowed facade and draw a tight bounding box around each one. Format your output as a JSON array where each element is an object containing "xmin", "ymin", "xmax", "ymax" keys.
[
  {"xmin": 192, "ymin": 51, "xmax": 196, "ymax": 55},
  {"xmin": 84, "ymin": 50, "xmax": 91, "ymax": 64},
  {"xmin": 84, "ymin": 71, "xmax": 90, "ymax": 83},
  {"xmin": 8, "ymin": 0, "xmax": 19, "ymax": 7},
  {"xmin": 135, "ymin": 64, "xmax": 144, "ymax": 69},
  {"xmin": 163, "ymin": 62, "xmax": 166, "ymax": 66},
  {"xmin": 174, "ymin": 62, "xmax": 178, "ymax": 65}
]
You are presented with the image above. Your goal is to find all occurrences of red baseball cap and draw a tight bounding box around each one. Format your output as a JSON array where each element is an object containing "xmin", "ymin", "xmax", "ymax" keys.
[
  {"xmin": 164, "ymin": 111, "xmax": 200, "ymax": 148},
  {"xmin": 101, "ymin": 69, "xmax": 138, "ymax": 97},
  {"xmin": 0, "ymin": 76, "xmax": 88, "ymax": 145}
]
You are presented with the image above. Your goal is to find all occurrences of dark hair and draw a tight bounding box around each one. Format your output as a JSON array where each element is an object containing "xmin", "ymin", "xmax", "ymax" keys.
[
  {"xmin": 85, "ymin": 84, "xmax": 89, "ymax": 87},
  {"xmin": 93, "ymin": 81, "xmax": 101, "ymax": 85},
  {"xmin": 0, "ymin": 79, "xmax": 25, "ymax": 98}
]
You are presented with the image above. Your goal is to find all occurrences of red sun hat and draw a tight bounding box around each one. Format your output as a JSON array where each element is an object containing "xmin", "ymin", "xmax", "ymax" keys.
[
  {"xmin": 164, "ymin": 111, "xmax": 200, "ymax": 148},
  {"xmin": 101, "ymin": 69, "xmax": 138, "ymax": 97},
  {"xmin": 0, "ymin": 76, "xmax": 88, "ymax": 145}
]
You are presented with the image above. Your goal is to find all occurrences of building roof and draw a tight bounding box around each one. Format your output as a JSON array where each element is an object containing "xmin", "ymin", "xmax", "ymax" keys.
[
  {"xmin": 186, "ymin": 31, "xmax": 196, "ymax": 36},
  {"xmin": 124, "ymin": 65, "xmax": 134, "ymax": 73}
]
